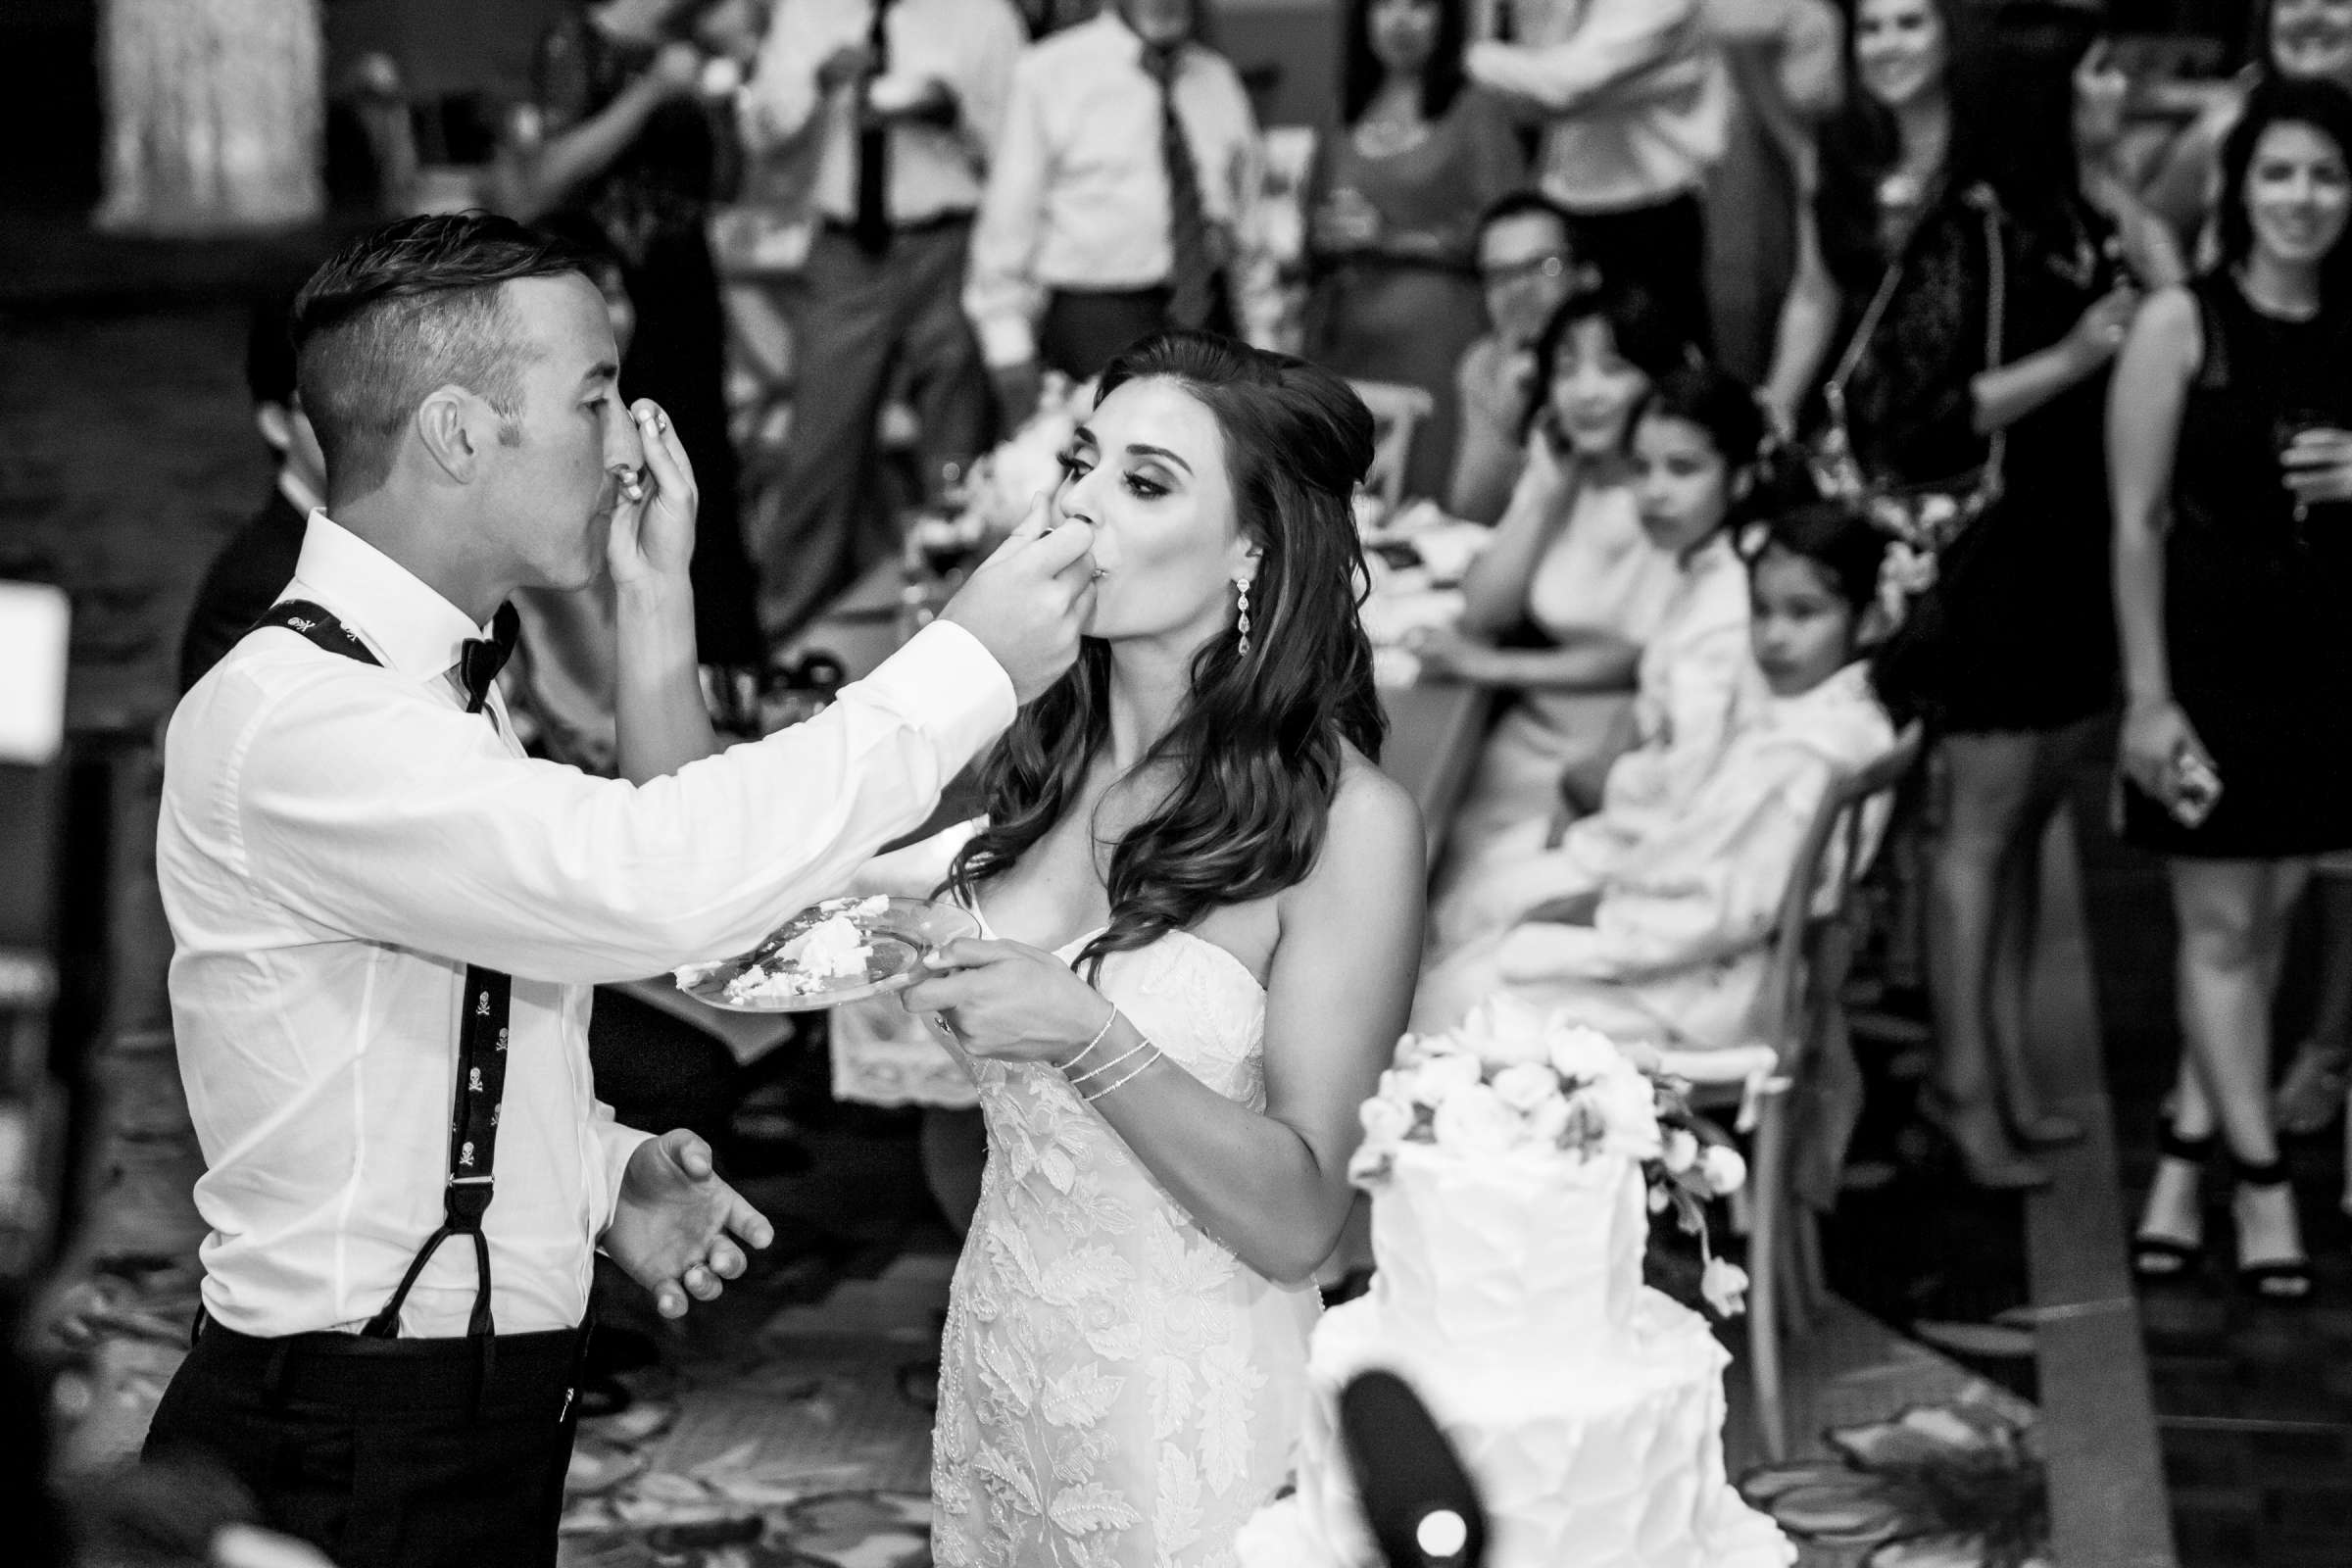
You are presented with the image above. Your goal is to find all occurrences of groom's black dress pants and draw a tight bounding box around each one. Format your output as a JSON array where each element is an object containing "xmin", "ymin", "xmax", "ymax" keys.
[{"xmin": 144, "ymin": 1318, "xmax": 588, "ymax": 1568}]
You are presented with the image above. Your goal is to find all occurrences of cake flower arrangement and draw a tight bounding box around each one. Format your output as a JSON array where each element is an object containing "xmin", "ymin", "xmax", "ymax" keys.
[{"xmin": 1349, "ymin": 995, "xmax": 1752, "ymax": 1317}]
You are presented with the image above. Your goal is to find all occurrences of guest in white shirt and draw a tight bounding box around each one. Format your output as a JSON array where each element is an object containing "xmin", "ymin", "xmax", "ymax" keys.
[
  {"xmin": 1467, "ymin": 0, "xmax": 1730, "ymax": 350},
  {"xmin": 143, "ymin": 214, "xmax": 1098, "ymax": 1568},
  {"xmin": 966, "ymin": 0, "xmax": 1272, "ymax": 424},
  {"xmin": 735, "ymin": 0, "xmax": 1027, "ymax": 641}
]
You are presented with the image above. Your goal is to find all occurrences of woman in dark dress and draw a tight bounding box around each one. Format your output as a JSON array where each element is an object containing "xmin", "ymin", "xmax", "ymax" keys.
[
  {"xmin": 502, "ymin": 0, "xmax": 766, "ymax": 702},
  {"xmin": 1303, "ymin": 0, "xmax": 1523, "ymax": 500},
  {"xmin": 2113, "ymin": 78, "xmax": 2352, "ymax": 1301},
  {"xmin": 1762, "ymin": 0, "xmax": 1962, "ymax": 429},
  {"xmin": 1838, "ymin": 4, "xmax": 2143, "ymax": 1188}
]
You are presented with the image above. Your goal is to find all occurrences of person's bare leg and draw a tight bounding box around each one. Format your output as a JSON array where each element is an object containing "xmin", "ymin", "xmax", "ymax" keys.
[
  {"xmin": 2166, "ymin": 858, "xmax": 2311, "ymax": 1283},
  {"xmin": 1985, "ymin": 722, "xmax": 2096, "ymax": 1145},
  {"xmin": 1924, "ymin": 732, "xmax": 2049, "ymax": 1186},
  {"xmin": 2276, "ymin": 872, "xmax": 2352, "ymax": 1134}
]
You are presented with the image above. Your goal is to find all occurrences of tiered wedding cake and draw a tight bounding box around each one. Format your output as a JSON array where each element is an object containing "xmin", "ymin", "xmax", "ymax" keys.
[{"xmin": 1237, "ymin": 999, "xmax": 1792, "ymax": 1568}]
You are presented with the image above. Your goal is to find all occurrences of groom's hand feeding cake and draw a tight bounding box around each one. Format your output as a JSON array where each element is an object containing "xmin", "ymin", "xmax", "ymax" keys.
[{"xmin": 1237, "ymin": 997, "xmax": 1792, "ymax": 1568}]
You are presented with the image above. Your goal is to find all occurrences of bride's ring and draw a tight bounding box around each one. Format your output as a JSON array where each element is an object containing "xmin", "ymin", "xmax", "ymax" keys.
[{"xmin": 936, "ymin": 1012, "xmax": 958, "ymax": 1040}]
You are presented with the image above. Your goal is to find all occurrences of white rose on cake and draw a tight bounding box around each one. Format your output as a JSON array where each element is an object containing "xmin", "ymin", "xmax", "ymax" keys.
[
  {"xmin": 1407, "ymin": 1051, "xmax": 1484, "ymax": 1107},
  {"xmin": 1490, "ymin": 1061, "xmax": 1560, "ymax": 1112},
  {"xmin": 1547, "ymin": 1022, "xmax": 1623, "ymax": 1083},
  {"xmin": 1699, "ymin": 1144, "xmax": 1747, "ymax": 1197},
  {"xmin": 1467, "ymin": 994, "xmax": 1555, "ymax": 1068},
  {"xmin": 1591, "ymin": 1065, "xmax": 1663, "ymax": 1160},
  {"xmin": 1431, "ymin": 1082, "xmax": 1522, "ymax": 1155}
]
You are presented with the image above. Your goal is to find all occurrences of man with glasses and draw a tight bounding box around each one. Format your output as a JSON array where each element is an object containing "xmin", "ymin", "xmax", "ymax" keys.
[{"xmin": 1446, "ymin": 192, "xmax": 1588, "ymax": 523}]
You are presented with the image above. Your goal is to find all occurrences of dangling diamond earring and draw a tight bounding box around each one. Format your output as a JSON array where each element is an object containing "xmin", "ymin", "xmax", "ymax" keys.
[{"xmin": 1234, "ymin": 576, "xmax": 1252, "ymax": 656}]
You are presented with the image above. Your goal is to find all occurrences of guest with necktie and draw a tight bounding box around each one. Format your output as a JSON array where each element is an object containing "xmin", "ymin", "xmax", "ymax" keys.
[
  {"xmin": 143, "ymin": 214, "xmax": 1101, "ymax": 1568},
  {"xmin": 735, "ymin": 0, "xmax": 1026, "ymax": 643},
  {"xmin": 965, "ymin": 0, "xmax": 1273, "ymax": 425}
]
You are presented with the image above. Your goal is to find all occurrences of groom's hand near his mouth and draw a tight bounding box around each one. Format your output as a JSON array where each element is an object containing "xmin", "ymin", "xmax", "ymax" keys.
[{"xmin": 940, "ymin": 493, "xmax": 1098, "ymax": 704}]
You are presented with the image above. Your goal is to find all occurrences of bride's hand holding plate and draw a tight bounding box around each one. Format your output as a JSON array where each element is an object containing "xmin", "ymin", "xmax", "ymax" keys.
[{"xmin": 900, "ymin": 937, "xmax": 1116, "ymax": 1066}]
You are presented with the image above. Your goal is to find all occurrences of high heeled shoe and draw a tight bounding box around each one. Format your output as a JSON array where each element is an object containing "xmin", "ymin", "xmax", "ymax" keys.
[
  {"xmin": 2131, "ymin": 1122, "xmax": 2211, "ymax": 1281},
  {"xmin": 2230, "ymin": 1153, "xmax": 2314, "ymax": 1303},
  {"xmin": 1917, "ymin": 1090, "xmax": 2052, "ymax": 1191}
]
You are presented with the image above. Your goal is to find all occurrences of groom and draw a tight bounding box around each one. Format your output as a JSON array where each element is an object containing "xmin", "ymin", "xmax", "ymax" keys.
[{"xmin": 145, "ymin": 213, "xmax": 1095, "ymax": 1568}]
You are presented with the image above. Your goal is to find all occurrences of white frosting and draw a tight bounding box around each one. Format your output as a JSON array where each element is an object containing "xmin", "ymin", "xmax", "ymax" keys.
[
  {"xmin": 1370, "ymin": 1142, "xmax": 1644, "ymax": 1360},
  {"xmin": 723, "ymin": 911, "xmax": 873, "ymax": 1003},
  {"xmin": 1237, "ymin": 1147, "xmax": 1791, "ymax": 1568}
]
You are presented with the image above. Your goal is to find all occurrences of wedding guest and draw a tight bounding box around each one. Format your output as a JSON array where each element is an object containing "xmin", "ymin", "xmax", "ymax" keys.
[
  {"xmin": 1834, "ymin": 3, "xmax": 2139, "ymax": 1190},
  {"xmin": 1762, "ymin": 0, "xmax": 1963, "ymax": 428},
  {"xmin": 141, "ymin": 214, "xmax": 1098, "ymax": 1568},
  {"xmin": 2139, "ymin": 0, "xmax": 2352, "ymax": 261},
  {"xmin": 1701, "ymin": 0, "xmax": 1842, "ymax": 384},
  {"xmin": 1302, "ymin": 0, "xmax": 1524, "ymax": 500},
  {"xmin": 736, "ymin": 0, "xmax": 1026, "ymax": 640},
  {"xmin": 1415, "ymin": 282, "xmax": 1691, "ymax": 916},
  {"xmin": 1431, "ymin": 362, "xmax": 1765, "ymax": 953},
  {"xmin": 1446, "ymin": 191, "xmax": 1586, "ymax": 523},
  {"xmin": 178, "ymin": 298, "xmax": 325, "ymax": 694},
  {"xmin": 2134, "ymin": 0, "xmax": 2352, "ymax": 1118},
  {"xmin": 1464, "ymin": 0, "xmax": 1729, "ymax": 352},
  {"xmin": 966, "ymin": 0, "xmax": 1272, "ymax": 419},
  {"xmin": 899, "ymin": 331, "xmax": 1425, "ymax": 1565},
  {"xmin": 1414, "ymin": 500, "xmax": 1897, "ymax": 1050},
  {"xmin": 2112, "ymin": 78, "xmax": 2352, "ymax": 1302},
  {"xmin": 499, "ymin": 0, "xmax": 767, "ymax": 708}
]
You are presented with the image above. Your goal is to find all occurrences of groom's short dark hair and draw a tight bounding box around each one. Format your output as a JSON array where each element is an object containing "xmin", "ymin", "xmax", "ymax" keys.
[{"xmin": 291, "ymin": 213, "xmax": 594, "ymax": 499}]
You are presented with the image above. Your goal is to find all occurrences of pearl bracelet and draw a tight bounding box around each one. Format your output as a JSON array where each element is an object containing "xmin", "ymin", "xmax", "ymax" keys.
[{"xmin": 1079, "ymin": 1043, "xmax": 1161, "ymax": 1102}]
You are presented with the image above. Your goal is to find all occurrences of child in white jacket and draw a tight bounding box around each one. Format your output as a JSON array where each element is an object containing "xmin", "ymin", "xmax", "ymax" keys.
[{"xmin": 1415, "ymin": 500, "xmax": 1899, "ymax": 1052}]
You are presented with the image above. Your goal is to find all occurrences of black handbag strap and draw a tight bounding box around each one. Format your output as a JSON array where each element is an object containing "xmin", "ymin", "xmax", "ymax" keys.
[
  {"xmin": 244, "ymin": 600, "xmax": 513, "ymax": 1344},
  {"xmin": 1823, "ymin": 183, "xmax": 2009, "ymax": 501}
]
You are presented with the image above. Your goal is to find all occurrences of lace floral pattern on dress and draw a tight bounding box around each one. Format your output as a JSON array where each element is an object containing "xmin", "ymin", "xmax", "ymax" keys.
[{"xmin": 933, "ymin": 932, "xmax": 1314, "ymax": 1568}]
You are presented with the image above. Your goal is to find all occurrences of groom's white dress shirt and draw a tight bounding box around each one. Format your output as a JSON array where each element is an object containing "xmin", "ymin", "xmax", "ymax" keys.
[{"xmin": 161, "ymin": 513, "xmax": 1013, "ymax": 1339}]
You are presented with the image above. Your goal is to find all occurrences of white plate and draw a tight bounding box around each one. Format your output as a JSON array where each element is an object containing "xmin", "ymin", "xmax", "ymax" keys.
[{"xmin": 674, "ymin": 896, "xmax": 978, "ymax": 1013}]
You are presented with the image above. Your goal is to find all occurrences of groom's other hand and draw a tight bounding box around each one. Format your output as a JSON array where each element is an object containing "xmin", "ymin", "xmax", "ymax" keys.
[
  {"xmin": 940, "ymin": 492, "xmax": 1097, "ymax": 704},
  {"xmin": 603, "ymin": 1129, "xmax": 774, "ymax": 1319}
]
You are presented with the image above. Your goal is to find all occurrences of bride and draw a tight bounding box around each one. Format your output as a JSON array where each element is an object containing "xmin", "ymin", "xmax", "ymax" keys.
[{"xmin": 899, "ymin": 330, "xmax": 1426, "ymax": 1567}]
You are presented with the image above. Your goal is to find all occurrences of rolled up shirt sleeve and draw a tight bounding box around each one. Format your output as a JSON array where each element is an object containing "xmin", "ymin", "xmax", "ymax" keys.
[{"xmin": 231, "ymin": 620, "xmax": 1014, "ymax": 984}]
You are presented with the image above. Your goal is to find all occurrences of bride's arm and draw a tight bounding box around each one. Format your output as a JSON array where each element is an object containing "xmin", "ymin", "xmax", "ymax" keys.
[{"xmin": 903, "ymin": 764, "xmax": 1426, "ymax": 1284}]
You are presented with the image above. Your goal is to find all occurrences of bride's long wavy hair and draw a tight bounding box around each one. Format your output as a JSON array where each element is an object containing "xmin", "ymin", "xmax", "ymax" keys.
[{"xmin": 946, "ymin": 330, "xmax": 1386, "ymax": 980}]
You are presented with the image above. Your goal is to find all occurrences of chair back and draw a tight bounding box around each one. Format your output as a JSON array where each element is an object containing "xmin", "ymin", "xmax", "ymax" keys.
[
  {"xmin": 1751, "ymin": 725, "xmax": 1923, "ymax": 1075},
  {"xmin": 1348, "ymin": 378, "xmax": 1436, "ymax": 514}
]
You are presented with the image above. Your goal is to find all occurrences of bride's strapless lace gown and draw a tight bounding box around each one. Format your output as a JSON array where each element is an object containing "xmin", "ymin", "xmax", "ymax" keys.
[{"xmin": 932, "ymin": 927, "xmax": 1319, "ymax": 1568}]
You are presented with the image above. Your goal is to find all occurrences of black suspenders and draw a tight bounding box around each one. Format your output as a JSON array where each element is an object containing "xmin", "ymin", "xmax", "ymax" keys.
[{"xmin": 246, "ymin": 600, "xmax": 514, "ymax": 1346}]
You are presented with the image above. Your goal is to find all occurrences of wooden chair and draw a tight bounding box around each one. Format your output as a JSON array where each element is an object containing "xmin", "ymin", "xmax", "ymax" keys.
[
  {"xmin": 1348, "ymin": 378, "xmax": 1436, "ymax": 514},
  {"xmin": 1657, "ymin": 726, "xmax": 1923, "ymax": 1460}
]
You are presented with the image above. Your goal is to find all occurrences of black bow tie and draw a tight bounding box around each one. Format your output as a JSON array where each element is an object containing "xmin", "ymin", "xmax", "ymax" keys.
[{"xmin": 459, "ymin": 603, "xmax": 520, "ymax": 714}]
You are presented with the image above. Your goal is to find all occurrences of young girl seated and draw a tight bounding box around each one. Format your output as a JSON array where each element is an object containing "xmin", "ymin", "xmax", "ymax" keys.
[
  {"xmin": 1418, "ymin": 283, "xmax": 1692, "ymax": 907},
  {"xmin": 1431, "ymin": 362, "xmax": 1769, "ymax": 955},
  {"xmin": 1412, "ymin": 502, "xmax": 1901, "ymax": 1053}
]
